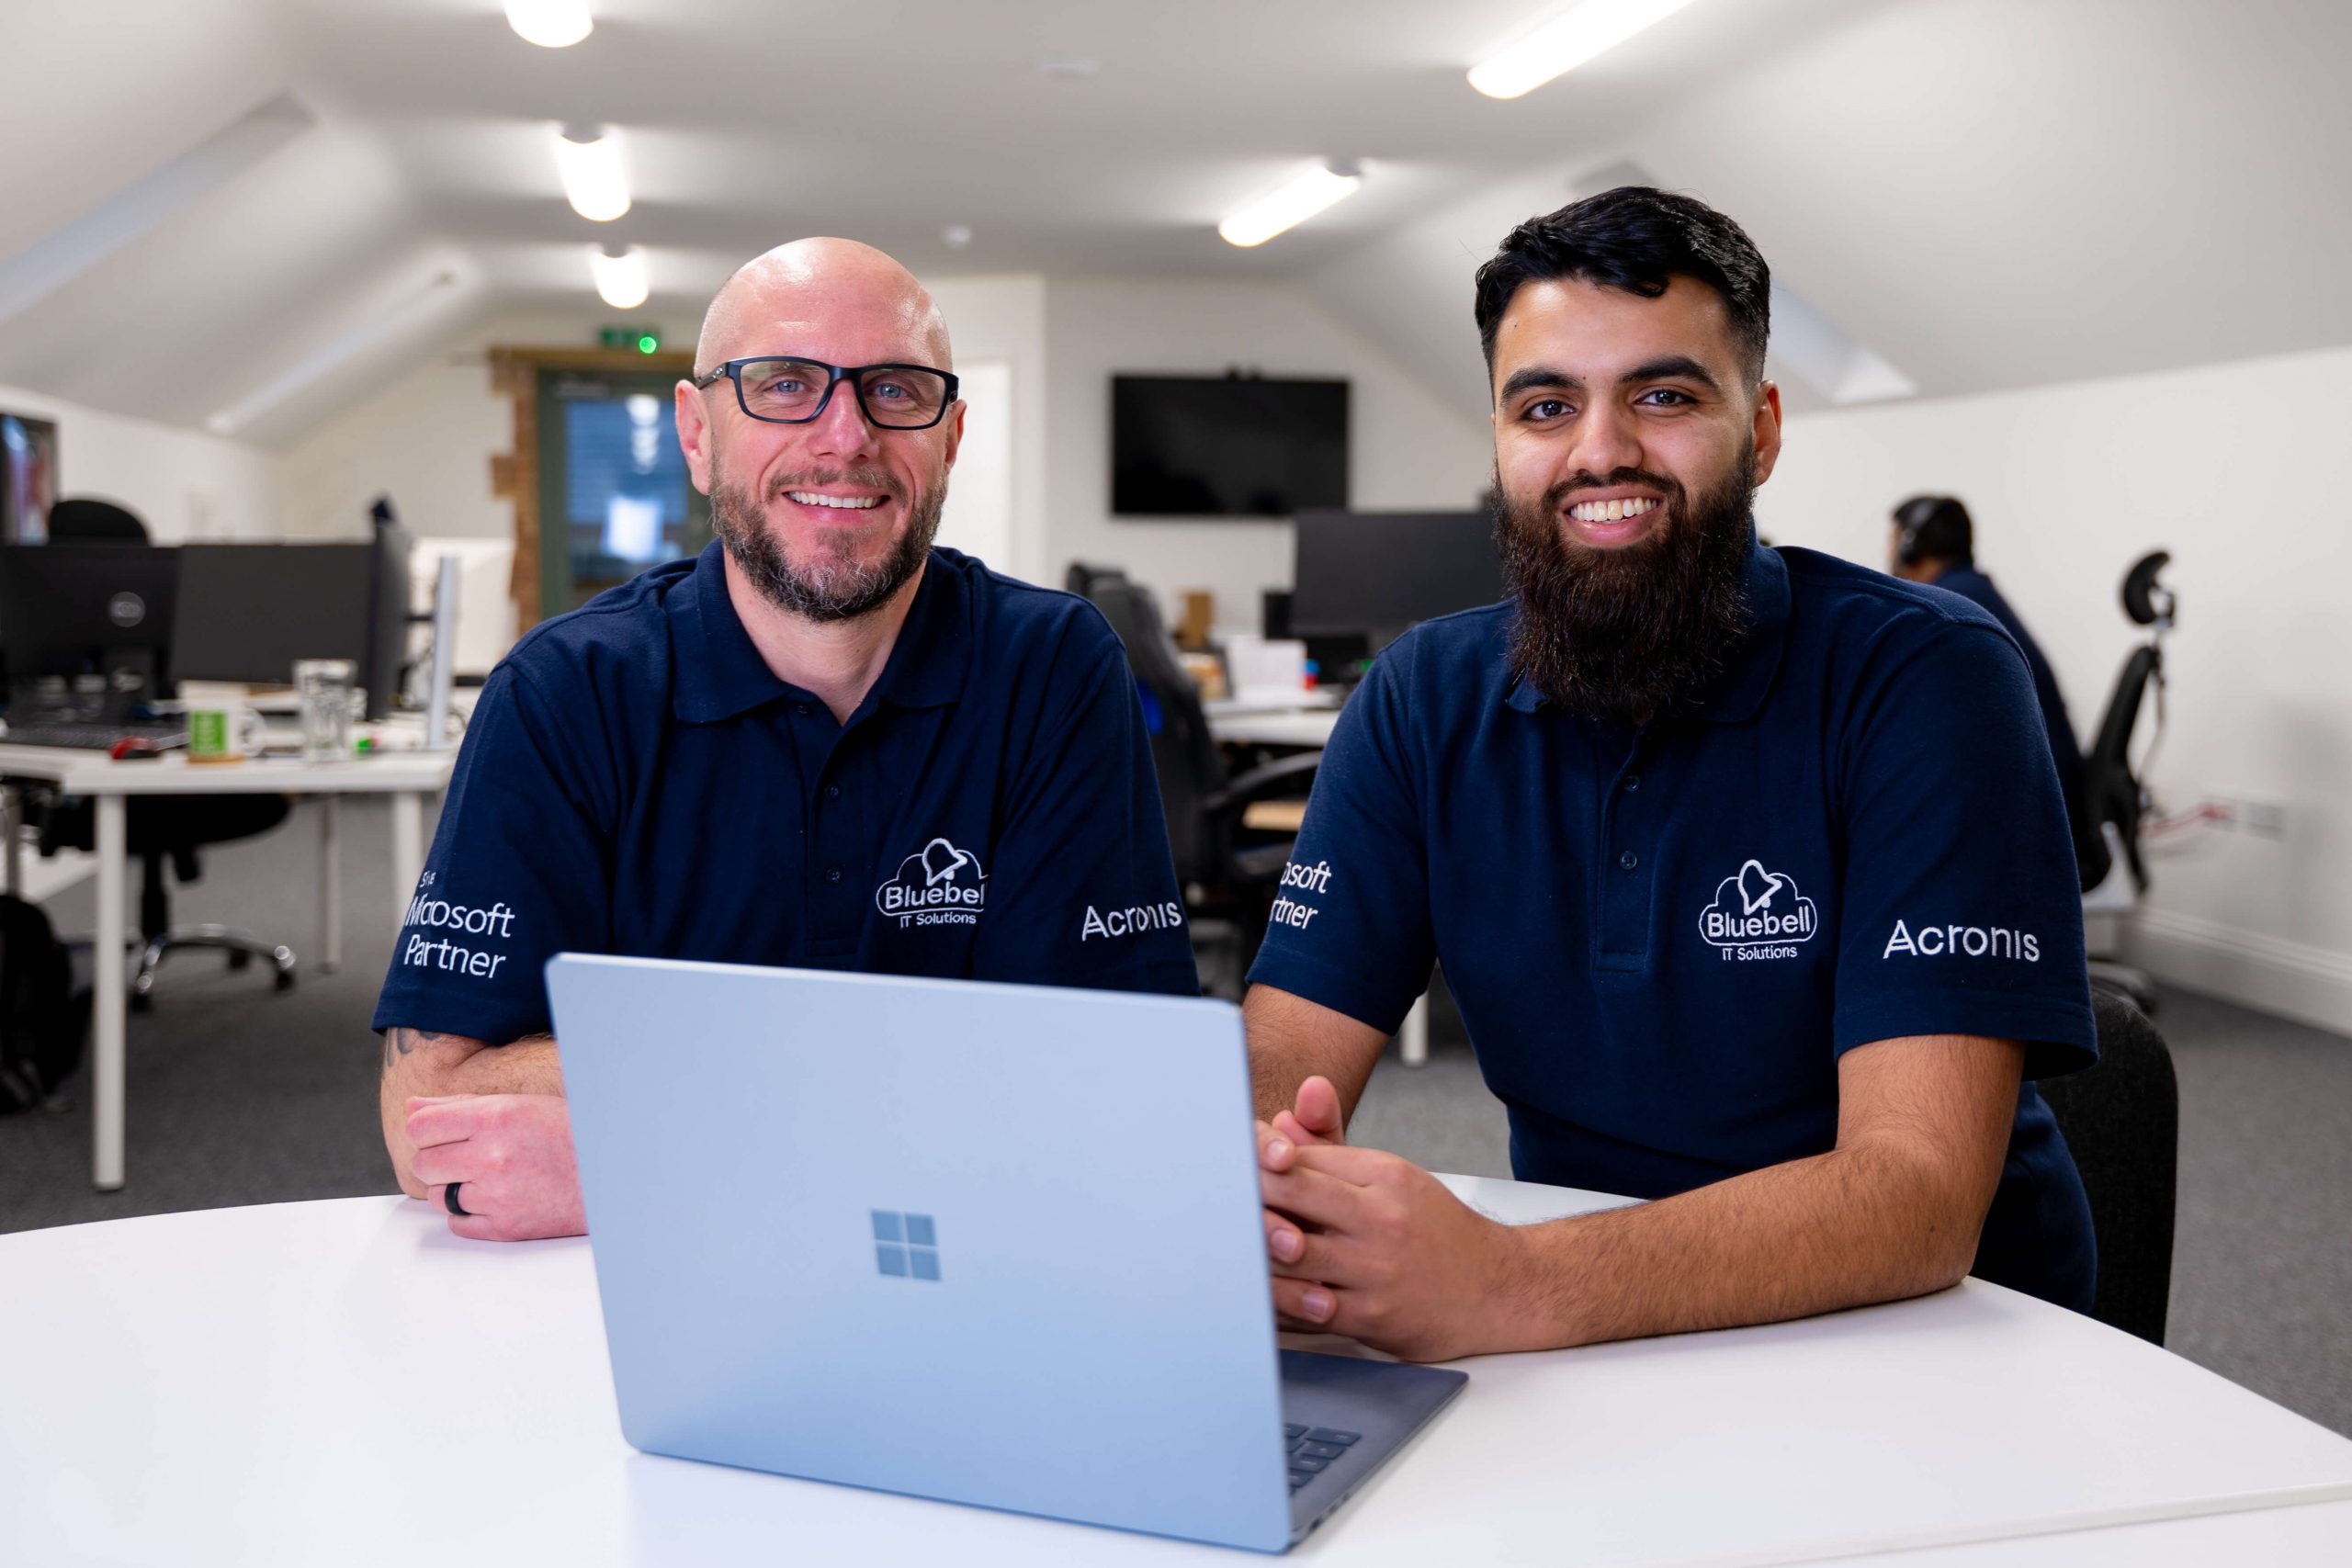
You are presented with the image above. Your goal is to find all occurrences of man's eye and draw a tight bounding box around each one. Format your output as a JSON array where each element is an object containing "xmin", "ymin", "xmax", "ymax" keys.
[
  {"xmin": 868, "ymin": 380, "xmax": 910, "ymax": 401},
  {"xmin": 1522, "ymin": 399, "xmax": 1571, "ymax": 421},
  {"xmin": 1639, "ymin": 388, "xmax": 1694, "ymax": 406}
]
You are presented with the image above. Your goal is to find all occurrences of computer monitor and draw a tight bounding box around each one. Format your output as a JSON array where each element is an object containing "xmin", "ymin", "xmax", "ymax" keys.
[
  {"xmin": 0, "ymin": 545, "xmax": 182, "ymax": 716},
  {"xmin": 173, "ymin": 541, "xmax": 375, "ymax": 686},
  {"xmin": 369, "ymin": 516, "xmax": 414, "ymax": 718},
  {"xmin": 1288, "ymin": 511, "xmax": 1504, "ymax": 645}
]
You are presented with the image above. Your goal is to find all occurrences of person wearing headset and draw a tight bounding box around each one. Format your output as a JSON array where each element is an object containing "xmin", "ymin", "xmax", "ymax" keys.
[{"xmin": 1888, "ymin": 496, "xmax": 2095, "ymax": 881}]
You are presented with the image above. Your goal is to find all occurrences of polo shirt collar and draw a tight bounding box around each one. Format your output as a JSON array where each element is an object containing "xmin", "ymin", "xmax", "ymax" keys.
[
  {"xmin": 1501, "ymin": 525, "xmax": 1792, "ymax": 725},
  {"xmin": 668, "ymin": 541, "xmax": 972, "ymax": 724}
]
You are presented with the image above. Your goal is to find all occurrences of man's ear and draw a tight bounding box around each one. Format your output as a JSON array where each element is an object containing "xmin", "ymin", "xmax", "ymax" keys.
[
  {"xmin": 937, "ymin": 400, "xmax": 967, "ymax": 475},
  {"xmin": 1749, "ymin": 379, "xmax": 1784, "ymax": 488},
  {"xmin": 675, "ymin": 378, "xmax": 714, "ymax": 495}
]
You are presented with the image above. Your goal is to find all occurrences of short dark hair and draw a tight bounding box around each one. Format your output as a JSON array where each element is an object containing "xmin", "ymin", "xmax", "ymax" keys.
[
  {"xmin": 1473, "ymin": 186, "xmax": 1771, "ymax": 387},
  {"xmin": 1892, "ymin": 495, "xmax": 1973, "ymax": 566}
]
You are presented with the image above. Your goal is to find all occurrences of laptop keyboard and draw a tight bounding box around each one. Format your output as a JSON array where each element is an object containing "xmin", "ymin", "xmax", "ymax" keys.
[
  {"xmin": 1284, "ymin": 1424, "xmax": 1361, "ymax": 1492},
  {"xmin": 3, "ymin": 719, "xmax": 187, "ymax": 750}
]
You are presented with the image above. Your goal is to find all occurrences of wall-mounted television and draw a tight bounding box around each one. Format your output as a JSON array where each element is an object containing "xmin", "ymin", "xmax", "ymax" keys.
[
  {"xmin": 1, "ymin": 412, "xmax": 59, "ymax": 544},
  {"xmin": 1111, "ymin": 374, "xmax": 1348, "ymax": 518}
]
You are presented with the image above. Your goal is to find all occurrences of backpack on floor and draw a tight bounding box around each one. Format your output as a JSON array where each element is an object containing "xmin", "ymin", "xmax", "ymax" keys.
[{"xmin": 0, "ymin": 892, "xmax": 85, "ymax": 1113}]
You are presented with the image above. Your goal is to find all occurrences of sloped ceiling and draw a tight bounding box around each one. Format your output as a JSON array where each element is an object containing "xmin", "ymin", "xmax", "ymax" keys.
[{"xmin": 4, "ymin": 0, "xmax": 2349, "ymax": 446}]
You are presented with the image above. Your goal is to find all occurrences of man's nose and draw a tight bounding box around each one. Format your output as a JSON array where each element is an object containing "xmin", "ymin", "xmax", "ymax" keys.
[
  {"xmin": 1570, "ymin": 400, "xmax": 1644, "ymax": 480},
  {"xmin": 804, "ymin": 378, "xmax": 883, "ymax": 462}
]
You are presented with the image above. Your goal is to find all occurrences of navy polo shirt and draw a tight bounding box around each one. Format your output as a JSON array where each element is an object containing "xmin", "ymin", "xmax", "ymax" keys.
[
  {"xmin": 1931, "ymin": 565, "xmax": 2092, "ymax": 868},
  {"xmin": 374, "ymin": 541, "xmax": 1198, "ymax": 1043},
  {"xmin": 1249, "ymin": 535, "xmax": 2100, "ymax": 1310}
]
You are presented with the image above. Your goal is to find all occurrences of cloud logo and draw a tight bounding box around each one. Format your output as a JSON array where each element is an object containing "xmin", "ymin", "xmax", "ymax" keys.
[
  {"xmin": 1700, "ymin": 859, "xmax": 1818, "ymax": 950},
  {"xmin": 876, "ymin": 836, "xmax": 988, "ymax": 919}
]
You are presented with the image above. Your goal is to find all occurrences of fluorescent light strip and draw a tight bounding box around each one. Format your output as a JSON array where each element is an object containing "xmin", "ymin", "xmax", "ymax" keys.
[
  {"xmin": 1218, "ymin": 162, "xmax": 1363, "ymax": 249},
  {"xmin": 553, "ymin": 123, "xmax": 629, "ymax": 221},
  {"xmin": 591, "ymin": 243, "xmax": 649, "ymax": 310},
  {"xmin": 505, "ymin": 0, "xmax": 593, "ymax": 48},
  {"xmin": 1469, "ymin": 0, "xmax": 1704, "ymax": 100}
]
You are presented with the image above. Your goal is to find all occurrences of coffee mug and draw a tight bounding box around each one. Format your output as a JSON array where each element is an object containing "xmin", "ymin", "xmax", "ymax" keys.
[{"xmin": 181, "ymin": 685, "xmax": 267, "ymax": 764}]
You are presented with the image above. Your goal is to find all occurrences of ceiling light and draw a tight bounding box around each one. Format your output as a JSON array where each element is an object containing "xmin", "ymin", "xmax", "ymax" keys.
[
  {"xmin": 553, "ymin": 123, "xmax": 629, "ymax": 221},
  {"xmin": 504, "ymin": 0, "xmax": 593, "ymax": 48},
  {"xmin": 591, "ymin": 243, "xmax": 648, "ymax": 310},
  {"xmin": 1217, "ymin": 162, "xmax": 1363, "ymax": 249},
  {"xmin": 1468, "ymin": 0, "xmax": 1704, "ymax": 99}
]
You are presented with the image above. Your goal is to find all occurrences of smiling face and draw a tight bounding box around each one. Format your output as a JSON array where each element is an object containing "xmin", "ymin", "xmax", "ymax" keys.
[
  {"xmin": 1486, "ymin": 273, "xmax": 1783, "ymax": 721},
  {"xmin": 676, "ymin": 239, "xmax": 964, "ymax": 623}
]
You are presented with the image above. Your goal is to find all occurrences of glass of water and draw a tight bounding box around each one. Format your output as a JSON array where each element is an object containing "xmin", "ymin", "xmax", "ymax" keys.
[{"xmin": 294, "ymin": 659, "xmax": 357, "ymax": 761}]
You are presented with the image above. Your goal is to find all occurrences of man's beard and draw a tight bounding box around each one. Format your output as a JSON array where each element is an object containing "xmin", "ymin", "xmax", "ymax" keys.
[
  {"xmin": 710, "ymin": 465, "xmax": 944, "ymax": 624},
  {"xmin": 1492, "ymin": 449, "xmax": 1756, "ymax": 724}
]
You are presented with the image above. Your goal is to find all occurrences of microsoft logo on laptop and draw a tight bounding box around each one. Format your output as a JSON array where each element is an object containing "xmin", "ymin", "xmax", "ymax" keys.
[{"xmin": 872, "ymin": 1210, "xmax": 942, "ymax": 1281}]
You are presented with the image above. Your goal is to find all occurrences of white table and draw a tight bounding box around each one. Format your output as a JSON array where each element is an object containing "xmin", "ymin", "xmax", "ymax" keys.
[
  {"xmin": 0, "ymin": 743, "xmax": 457, "ymax": 1190},
  {"xmin": 6, "ymin": 1178, "xmax": 2348, "ymax": 1566}
]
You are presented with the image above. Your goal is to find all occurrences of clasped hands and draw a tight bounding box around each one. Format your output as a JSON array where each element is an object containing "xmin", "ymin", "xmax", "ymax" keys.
[
  {"xmin": 1257, "ymin": 1075, "xmax": 1535, "ymax": 1362},
  {"xmin": 404, "ymin": 1093, "xmax": 586, "ymax": 1242}
]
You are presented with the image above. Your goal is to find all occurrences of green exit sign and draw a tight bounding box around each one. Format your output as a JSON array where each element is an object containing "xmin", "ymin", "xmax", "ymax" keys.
[{"xmin": 598, "ymin": 326, "xmax": 662, "ymax": 354}]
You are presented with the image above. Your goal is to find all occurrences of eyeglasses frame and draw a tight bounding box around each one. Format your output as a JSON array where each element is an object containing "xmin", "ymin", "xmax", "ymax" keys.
[{"xmin": 691, "ymin": 355, "xmax": 962, "ymax": 431}]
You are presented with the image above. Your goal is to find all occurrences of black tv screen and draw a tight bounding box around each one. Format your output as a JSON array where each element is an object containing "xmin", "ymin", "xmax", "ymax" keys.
[{"xmin": 1112, "ymin": 375, "xmax": 1348, "ymax": 517}]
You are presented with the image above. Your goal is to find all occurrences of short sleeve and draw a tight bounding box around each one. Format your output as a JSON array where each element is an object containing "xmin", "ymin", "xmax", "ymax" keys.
[
  {"xmin": 370, "ymin": 666, "xmax": 613, "ymax": 1042},
  {"xmin": 970, "ymin": 638, "xmax": 1199, "ymax": 996},
  {"xmin": 1243, "ymin": 653, "xmax": 1436, "ymax": 1034},
  {"xmin": 1832, "ymin": 624, "xmax": 2097, "ymax": 1077}
]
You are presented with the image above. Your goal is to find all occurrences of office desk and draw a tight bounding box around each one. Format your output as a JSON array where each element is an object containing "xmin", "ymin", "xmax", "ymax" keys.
[
  {"xmin": 0, "ymin": 744, "xmax": 458, "ymax": 1191},
  {"xmin": 7, "ymin": 1179, "xmax": 2348, "ymax": 1567},
  {"xmin": 1208, "ymin": 707, "xmax": 1343, "ymax": 750}
]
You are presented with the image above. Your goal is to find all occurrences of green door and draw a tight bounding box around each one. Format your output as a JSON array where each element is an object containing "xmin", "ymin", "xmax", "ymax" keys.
[{"xmin": 536, "ymin": 368, "xmax": 712, "ymax": 618}]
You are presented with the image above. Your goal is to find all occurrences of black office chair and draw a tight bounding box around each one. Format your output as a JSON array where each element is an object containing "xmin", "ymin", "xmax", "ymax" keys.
[
  {"xmin": 2078, "ymin": 551, "xmax": 2176, "ymax": 1012},
  {"xmin": 2034, "ymin": 989, "xmax": 2179, "ymax": 1345},
  {"xmin": 1069, "ymin": 563, "xmax": 1319, "ymax": 989},
  {"xmin": 17, "ymin": 499, "xmax": 298, "ymax": 1007}
]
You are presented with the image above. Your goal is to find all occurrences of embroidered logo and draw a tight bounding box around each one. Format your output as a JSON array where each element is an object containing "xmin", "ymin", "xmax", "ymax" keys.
[
  {"xmin": 1699, "ymin": 859, "xmax": 1818, "ymax": 960},
  {"xmin": 876, "ymin": 837, "xmax": 987, "ymax": 928}
]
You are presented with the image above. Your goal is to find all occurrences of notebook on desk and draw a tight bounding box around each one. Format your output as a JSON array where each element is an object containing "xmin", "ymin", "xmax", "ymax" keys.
[{"xmin": 546, "ymin": 954, "xmax": 1466, "ymax": 1553}]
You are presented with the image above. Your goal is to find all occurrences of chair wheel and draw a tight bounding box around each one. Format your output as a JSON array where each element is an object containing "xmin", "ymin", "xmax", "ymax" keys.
[
  {"xmin": 130, "ymin": 990, "xmax": 153, "ymax": 1013},
  {"xmin": 228, "ymin": 949, "xmax": 253, "ymax": 971},
  {"xmin": 274, "ymin": 969, "xmax": 296, "ymax": 993}
]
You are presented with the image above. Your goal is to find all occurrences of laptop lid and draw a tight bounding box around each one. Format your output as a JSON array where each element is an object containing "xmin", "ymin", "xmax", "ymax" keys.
[{"xmin": 547, "ymin": 954, "xmax": 1295, "ymax": 1552}]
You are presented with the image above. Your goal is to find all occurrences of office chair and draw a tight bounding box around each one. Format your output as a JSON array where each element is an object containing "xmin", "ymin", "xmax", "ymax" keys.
[
  {"xmin": 19, "ymin": 499, "xmax": 298, "ymax": 1008},
  {"xmin": 1069, "ymin": 563, "xmax": 1318, "ymax": 991},
  {"xmin": 2034, "ymin": 989, "xmax": 2179, "ymax": 1345},
  {"xmin": 2079, "ymin": 550, "xmax": 2176, "ymax": 1013}
]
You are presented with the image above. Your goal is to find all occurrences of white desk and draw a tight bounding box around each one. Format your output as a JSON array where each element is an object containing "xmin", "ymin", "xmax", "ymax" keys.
[
  {"xmin": 6, "ymin": 1179, "xmax": 2348, "ymax": 1566},
  {"xmin": 0, "ymin": 744, "xmax": 457, "ymax": 1191},
  {"xmin": 1208, "ymin": 706, "xmax": 1343, "ymax": 750}
]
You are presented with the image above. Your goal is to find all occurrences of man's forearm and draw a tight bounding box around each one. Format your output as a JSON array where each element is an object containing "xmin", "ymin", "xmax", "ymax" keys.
[
  {"xmin": 1498, "ymin": 1136, "xmax": 1984, "ymax": 1350},
  {"xmin": 379, "ymin": 1028, "xmax": 561, "ymax": 1197},
  {"xmin": 1246, "ymin": 985, "xmax": 1387, "ymax": 1125}
]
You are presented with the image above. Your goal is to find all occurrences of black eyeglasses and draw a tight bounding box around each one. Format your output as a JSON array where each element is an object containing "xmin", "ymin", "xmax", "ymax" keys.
[{"xmin": 692, "ymin": 356, "xmax": 960, "ymax": 430}]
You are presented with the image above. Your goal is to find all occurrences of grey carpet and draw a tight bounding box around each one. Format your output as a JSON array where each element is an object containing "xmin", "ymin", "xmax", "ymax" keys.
[{"xmin": 3, "ymin": 807, "xmax": 2346, "ymax": 1440}]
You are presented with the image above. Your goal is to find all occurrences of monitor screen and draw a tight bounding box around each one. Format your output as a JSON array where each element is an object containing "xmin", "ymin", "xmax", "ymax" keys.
[
  {"xmin": 1111, "ymin": 376, "xmax": 1348, "ymax": 518},
  {"xmin": 172, "ymin": 543, "xmax": 378, "ymax": 690},
  {"xmin": 0, "ymin": 544, "xmax": 181, "ymax": 704},
  {"xmin": 0, "ymin": 413, "xmax": 59, "ymax": 544},
  {"xmin": 1289, "ymin": 511, "xmax": 1505, "ymax": 638}
]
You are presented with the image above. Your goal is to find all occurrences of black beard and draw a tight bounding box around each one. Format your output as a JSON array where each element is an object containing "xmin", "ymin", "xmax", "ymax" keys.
[
  {"xmin": 1492, "ymin": 450, "xmax": 1756, "ymax": 724},
  {"xmin": 709, "ymin": 467, "xmax": 944, "ymax": 624}
]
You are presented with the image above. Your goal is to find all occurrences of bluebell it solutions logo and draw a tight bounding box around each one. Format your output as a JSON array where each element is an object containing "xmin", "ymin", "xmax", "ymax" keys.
[
  {"xmin": 1698, "ymin": 859, "xmax": 1818, "ymax": 962},
  {"xmin": 873, "ymin": 1210, "xmax": 942, "ymax": 1281},
  {"xmin": 876, "ymin": 837, "xmax": 987, "ymax": 929}
]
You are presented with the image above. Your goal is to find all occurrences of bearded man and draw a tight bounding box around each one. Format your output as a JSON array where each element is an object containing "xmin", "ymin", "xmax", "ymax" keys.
[
  {"xmin": 1243, "ymin": 188, "xmax": 2098, "ymax": 1361},
  {"xmin": 375, "ymin": 238, "xmax": 1196, "ymax": 1241}
]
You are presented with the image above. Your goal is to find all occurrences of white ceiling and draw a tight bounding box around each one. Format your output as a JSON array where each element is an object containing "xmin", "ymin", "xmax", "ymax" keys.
[{"xmin": 5, "ymin": 0, "xmax": 2350, "ymax": 444}]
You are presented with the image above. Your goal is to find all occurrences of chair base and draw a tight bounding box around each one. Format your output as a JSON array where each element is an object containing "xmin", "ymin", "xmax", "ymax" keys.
[{"xmin": 130, "ymin": 926, "xmax": 297, "ymax": 1011}]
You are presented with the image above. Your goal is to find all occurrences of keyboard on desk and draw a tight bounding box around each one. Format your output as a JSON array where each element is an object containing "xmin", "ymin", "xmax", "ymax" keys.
[{"xmin": 2, "ymin": 720, "xmax": 187, "ymax": 750}]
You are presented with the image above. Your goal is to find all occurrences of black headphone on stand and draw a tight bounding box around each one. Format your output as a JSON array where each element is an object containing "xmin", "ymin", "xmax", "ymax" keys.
[{"xmin": 1893, "ymin": 495, "xmax": 1973, "ymax": 568}]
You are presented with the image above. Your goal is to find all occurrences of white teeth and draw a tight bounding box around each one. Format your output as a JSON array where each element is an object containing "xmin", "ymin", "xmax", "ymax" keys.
[
  {"xmin": 1568, "ymin": 497, "xmax": 1658, "ymax": 523},
  {"xmin": 787, "ymin": 492, "xmax": 883, "ymax": 510}
]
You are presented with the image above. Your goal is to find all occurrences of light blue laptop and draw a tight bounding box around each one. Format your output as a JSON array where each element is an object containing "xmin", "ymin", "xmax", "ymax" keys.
[{"xmin": 546, "ymin": 953, "xmax": 1465, "ymax": 1553}]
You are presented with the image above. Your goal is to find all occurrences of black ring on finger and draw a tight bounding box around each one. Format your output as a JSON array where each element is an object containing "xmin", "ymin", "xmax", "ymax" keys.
[{"xmin": 444, "ymin": 1180, "xmax": 471, "ymax": 1217}]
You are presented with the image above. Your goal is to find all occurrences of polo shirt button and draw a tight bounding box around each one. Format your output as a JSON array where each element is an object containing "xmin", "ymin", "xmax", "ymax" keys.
[
  {"xmin": 824, "ymin": 784, "xmax": 841, "ymax": 801},
  {"xmin": 1619, "ymin": 850, "xmax": 1639, "ymax": 871},
  {"xmin": 795, "ymin": 702, "xmax": 814, "ymax": 717},
  {"xmin": 825, "ymin": 866, "xmax": 843, "ymax": 885},
  {"xmin": 1623, "ymin": 774, "xmax": 1641, "ymax": 792}
]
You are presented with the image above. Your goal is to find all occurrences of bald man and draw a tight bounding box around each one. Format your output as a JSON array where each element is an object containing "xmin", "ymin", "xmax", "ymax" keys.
[{"xmin": 376, "ymin": 240, "xmax": 1198, "ymax": 1240}]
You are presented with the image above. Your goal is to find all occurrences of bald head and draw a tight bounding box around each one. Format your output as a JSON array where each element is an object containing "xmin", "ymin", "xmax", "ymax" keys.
[{"xmin": 695, "ymin": 237, "xmax": 951, "ymax": 375}]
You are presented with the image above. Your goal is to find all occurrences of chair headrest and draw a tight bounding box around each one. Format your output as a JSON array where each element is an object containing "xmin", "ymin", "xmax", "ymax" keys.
[
  {"xmin": 47, "ymin": 497, "xmax": 150, "ymax": 544},
  {"xmin": 2120, "ymin": 550, "xmax": 2174, "ymax": 627}
]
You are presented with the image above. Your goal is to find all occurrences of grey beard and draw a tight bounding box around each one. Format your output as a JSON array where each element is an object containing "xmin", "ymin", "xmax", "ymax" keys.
[
  {"xmin": 1492, "ymin": 449, "xmax": 1756, "ymax": 724},
  {"xmin": 710, "ymin": 472, "xmax": 944, "ymax": 624}
]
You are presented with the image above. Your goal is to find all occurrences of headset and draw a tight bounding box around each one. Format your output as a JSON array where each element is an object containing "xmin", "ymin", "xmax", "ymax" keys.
[{"xmin": 1892, "ymin": 494, "xmax": 1973, "ymax": 568}]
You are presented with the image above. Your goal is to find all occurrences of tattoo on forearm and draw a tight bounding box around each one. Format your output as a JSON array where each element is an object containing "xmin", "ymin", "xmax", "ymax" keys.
[{"xmin": 380, "ymin": 1026, "xmax": 447, "ymax": 1073}]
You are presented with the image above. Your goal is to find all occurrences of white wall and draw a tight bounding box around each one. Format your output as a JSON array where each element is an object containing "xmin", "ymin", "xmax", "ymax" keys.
[
  {"xmin": 1042, "ymin": 278, "xmax": 1494, "ymax": 629},
  {"xmin": 1758, "ymin": 344, "xmax": 2352, "ymax": 1033},
  {"xmin": 0, "ymin": 379, "xmax": 276, "ymax": 540}
]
